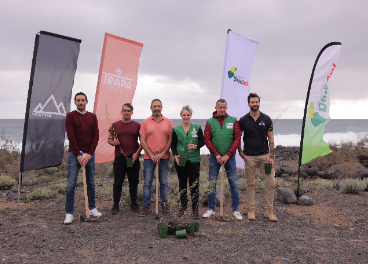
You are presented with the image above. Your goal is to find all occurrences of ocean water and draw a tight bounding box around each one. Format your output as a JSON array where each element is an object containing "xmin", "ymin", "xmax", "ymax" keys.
[{"xmin": 1, "ymin": 119, "xmax": 368, "ymax": 154}]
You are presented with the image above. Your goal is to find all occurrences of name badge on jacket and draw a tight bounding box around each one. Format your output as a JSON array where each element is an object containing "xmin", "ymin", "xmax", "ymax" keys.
[{"xmin": 226, "ymin": 123, "xmax": 234, "ymax": 129}]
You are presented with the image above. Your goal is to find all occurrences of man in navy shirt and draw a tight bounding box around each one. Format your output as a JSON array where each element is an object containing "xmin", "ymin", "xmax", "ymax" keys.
[{"xmin": 238, "ymin": 93, "xmax": 278, "ymax": 222}]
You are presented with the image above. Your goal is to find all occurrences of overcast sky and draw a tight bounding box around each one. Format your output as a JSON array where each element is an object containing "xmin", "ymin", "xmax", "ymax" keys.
[{"xmin": 1, "ymin": 0, "xmax": 367, "ymax": 119}]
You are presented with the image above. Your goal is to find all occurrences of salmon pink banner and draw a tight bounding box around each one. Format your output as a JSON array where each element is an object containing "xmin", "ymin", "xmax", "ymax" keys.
[{"xmin": 94, "ymin": 33, "xmax": 143, "ymax": 163}]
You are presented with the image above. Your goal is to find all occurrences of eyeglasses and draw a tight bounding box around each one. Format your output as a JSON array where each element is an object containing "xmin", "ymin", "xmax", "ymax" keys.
[{"xmin": 122, "ymin": 110, "xmax": 132, "ymax": 113}]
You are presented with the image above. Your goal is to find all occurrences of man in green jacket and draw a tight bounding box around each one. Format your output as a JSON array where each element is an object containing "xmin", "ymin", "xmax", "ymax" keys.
[{"xmin": 202, "ymin": 99, "xmax": 242, "ymax": 220}]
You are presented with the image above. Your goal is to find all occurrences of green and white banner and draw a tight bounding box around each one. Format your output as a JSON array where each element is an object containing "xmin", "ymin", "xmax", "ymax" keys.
[{"xmin": 301, "ymin": 43, "xmax": 341, "ymax": 164}]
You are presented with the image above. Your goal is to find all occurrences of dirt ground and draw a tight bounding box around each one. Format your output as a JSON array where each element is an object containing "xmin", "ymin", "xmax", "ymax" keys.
[{"xmin": 1, "ymin": 187, "xmax": 368, "ymax": 264}]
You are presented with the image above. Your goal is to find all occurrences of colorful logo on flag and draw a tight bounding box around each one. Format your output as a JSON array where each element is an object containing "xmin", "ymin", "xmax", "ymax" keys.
[{"xmin": 227, "ymin": 66, "xmax": 248, "ymax": 86}]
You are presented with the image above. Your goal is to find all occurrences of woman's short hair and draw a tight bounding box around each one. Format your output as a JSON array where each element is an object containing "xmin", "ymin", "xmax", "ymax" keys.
[{"xmin": 180, "ymin": 105, "xmax": 193, "ymax": 116}]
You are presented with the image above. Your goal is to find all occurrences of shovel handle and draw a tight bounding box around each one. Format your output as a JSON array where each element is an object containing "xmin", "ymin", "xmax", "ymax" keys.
[
  {"xmin": 155, "ymin": 164, "xmax": 159, "ymax": 215},
  {"xmin": 220, "ymin": 164, "xmax": 224, "ymax": 217},
  {"xmin": 82, "ymin": 166, "xmax": 90, "ymax": 218}
]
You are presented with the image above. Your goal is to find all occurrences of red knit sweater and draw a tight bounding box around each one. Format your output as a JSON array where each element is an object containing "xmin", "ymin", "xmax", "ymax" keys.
[{"xmin": 65, "ymin": 111, "xmax": 99, "ymax": 156}]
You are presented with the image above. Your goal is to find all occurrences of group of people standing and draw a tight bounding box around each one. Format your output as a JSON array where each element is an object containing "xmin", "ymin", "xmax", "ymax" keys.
[{"xmin": 63, "ymin": 92, "xmax": 278, "ymax": 225}]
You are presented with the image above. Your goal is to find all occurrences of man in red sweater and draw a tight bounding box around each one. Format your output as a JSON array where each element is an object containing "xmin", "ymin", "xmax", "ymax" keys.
[{"xmin": 64, "ymin": 92, "xmax": 101, "ymax": 225}]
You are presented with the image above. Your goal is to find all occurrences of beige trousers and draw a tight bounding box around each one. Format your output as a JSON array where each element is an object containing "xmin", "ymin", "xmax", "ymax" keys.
[{"xmin": 243, "ymin": 153, "xmax": 275, "ymax": 210}]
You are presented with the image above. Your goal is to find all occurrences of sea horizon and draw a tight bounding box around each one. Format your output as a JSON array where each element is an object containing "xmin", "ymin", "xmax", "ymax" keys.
[{"xmin": 1, "ymin": 119, "xmax": 367, "ymax": 152}]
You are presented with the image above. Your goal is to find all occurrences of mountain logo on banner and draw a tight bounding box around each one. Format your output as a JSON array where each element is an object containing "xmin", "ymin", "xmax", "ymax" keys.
[
  {"xmin": 227, "ymin": 66, "xmax": 248, "ymax": 87},
  {"xmin": 33, "ymin": 94, "xmax": 66, "ymax": 117}
]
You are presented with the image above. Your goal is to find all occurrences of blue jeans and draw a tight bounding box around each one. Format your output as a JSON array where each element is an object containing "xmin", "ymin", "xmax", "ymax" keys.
[
  {"xmin": 208, "ymin": 156, "xmax": 239, "ymax": 211},
  {"xmin": 65, "ymin": 152, "xmax": 96, "ymax": 214},
  {"xmin": 143, "ymin": 159, "xmax": 169, "ymax": 208}
]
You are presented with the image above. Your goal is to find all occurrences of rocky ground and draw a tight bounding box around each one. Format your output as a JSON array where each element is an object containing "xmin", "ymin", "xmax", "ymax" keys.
[
  {"xmin": 1, "ymin": 188, "xmax": 368, "ymax": 263},
  {"xmin": 1, "ymin": 148, "xmax": 368, "ymax": 263}
]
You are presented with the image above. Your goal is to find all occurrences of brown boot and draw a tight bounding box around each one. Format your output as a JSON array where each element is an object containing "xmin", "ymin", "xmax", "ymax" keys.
[
  {"xmin": 162, "ymin": 204, "xmax": 172, "ymax": 215},
  {"xmin": 248, "ymin": 208, "xmax": 256, "ymax": 220},
  {"xmin": 138, "ymin": 206, "xmax": 149, "ymax": 217},
  {"xmin": 264, "ymin": 209, "xmax": 278, "ymax": 222}
]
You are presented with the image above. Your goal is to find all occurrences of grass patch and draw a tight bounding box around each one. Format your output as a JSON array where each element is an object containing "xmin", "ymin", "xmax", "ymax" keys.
[
  {"xmin": 340, "ymin": 179, "xmax": 367, "ymax": 194},
  {"xmin": 0, "ymin": 175, "xmax": 17, "ymax": 190},
  {"xmin": 50, "ymin": 183, "xmax": 67, "ymax": 194},
  {"xmin": 27, "ymin": 188, "xmax": 58, "ymax": 200}
]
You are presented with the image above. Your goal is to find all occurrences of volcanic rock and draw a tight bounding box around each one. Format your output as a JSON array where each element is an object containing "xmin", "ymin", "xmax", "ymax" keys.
[
  {"xmin": 297, "ymin": 195, "xmax": 314, "ymax": 206},
  {"xmin": 277, "ymin": 187, "xmax": 297, "ymax": 204}
]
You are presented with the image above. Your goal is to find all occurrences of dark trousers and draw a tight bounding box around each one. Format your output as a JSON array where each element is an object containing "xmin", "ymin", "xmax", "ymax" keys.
[
  {"xmin": 113, "ymin": 156, "xmax": 140, "ymax": 206},
  {"xmin": 174, "ymin": 160, "xmax": 200, "ymax": 211}
]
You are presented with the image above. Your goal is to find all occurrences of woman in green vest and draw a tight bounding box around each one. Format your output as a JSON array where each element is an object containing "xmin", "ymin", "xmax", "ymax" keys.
[{"xmin": 171, "ymin": 105, "xmax": 204, "ymax": 219}]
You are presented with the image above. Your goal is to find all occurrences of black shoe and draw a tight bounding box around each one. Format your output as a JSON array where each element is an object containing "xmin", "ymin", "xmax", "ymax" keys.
[
  {"xmin": 131, "ymin": 203, "xmax": 140, "ymax": 213},
  {"xmin": 111, "ymin": 205, "xmax": 119, "ymax": 214},
  {"xmin": 192, "ymin": 210, "xmax": 200, "ymax": 219}
]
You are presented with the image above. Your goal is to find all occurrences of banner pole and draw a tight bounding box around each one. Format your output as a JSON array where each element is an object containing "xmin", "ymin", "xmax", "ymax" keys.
[
  {"xmin": 19, "ymin": 33, "xmax": 40, "ymax": 174},
  {"xmin": 18, "ymin": 172, "xmax": 22, "ymax": 205}
]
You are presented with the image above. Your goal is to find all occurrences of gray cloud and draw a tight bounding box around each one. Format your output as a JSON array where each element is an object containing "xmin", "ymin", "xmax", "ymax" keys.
[{"xmin": 0, "ymin": 0, "xmax": 367, "ymax": 119}]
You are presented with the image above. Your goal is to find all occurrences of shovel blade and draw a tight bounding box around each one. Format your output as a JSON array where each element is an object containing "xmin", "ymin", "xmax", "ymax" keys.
[{"xmin": 79, "ymin": 215, "xmax": 95, "ymax": 222}]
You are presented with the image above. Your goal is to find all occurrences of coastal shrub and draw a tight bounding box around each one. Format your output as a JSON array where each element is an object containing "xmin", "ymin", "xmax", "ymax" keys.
[
  {"xmin": 126, "ymin": 183, "xmax": 144, "ymax": 205},
  {"xmin": 255, "ymin": 172, "xmax": 263, "ymax": 179},
  {"xmin": 238, "ymin": 178, "xmax": 247, "ymax": 191},
  {"xmin": 37, "ymin": 175, "xmax": 53, "ymax": 184},
  {"xmin": 99, "ymin": 186, "xmax": 113, "ymax": 195},
  {"xmin": 255, "ymin": 178, "xmax": 266, "ymax": 189},
  {"xmin": 22, "ymin": 177, "xmax": 38, "ymax": 186},
  {"xmin": 46, "ymin": 167, "xmax": 58, "ymax": 175},
  {"xmin": 310, "ymin": 136, "xmax": 368, "ymax": 168},
  {"xmin": 284, "ymin": 176, "xmax": 298, "ymax": 183},
  {"xmin": 0, "ymin": 175, "xmax": 17, "ymax": 189},
  {"xmin": 58, "ymin": 150, "xmax": 69, "ymax": 171},
  {"xmin": 107, "ymin": 165, "xmax": 114, "ymax": 177},
  {"xmin": 314, "ymin": 179, "xmax": 335, "ymax": 191},
  {"xmin": 27, "ymin": 188, "xmax": 58, "ymax": 200},
  {"xmin": 336, "ymin": 162, "xmax": 365, "ymax": 179},
  {"xmin": 340, "ymin": 179, "xmax": 366, "ymax": 194},
  {"xmin": 50, "ymin": 183, "xmax": 67, "ymax": 194},
  {"xmin": 0, "ymin": 149, "xmax": 15, "ymax": 164},
  {"xmin": 275, "ymin": 178, "xmax": 293, "ymax": 189}
]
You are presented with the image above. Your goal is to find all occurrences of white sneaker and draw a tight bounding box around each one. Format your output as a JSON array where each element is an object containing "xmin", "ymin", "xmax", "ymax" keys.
[
  {"xmin": 64, "ymin": 214, "xmax": 73, "ymax": 225},
  {"xmin": 202, "ymin": 209, "xmax": 215, "ymax": 218},
  {"xmin": 89, "ymin": 207, "xmax": 102, "ymax": 218},
  {"xmin": 233, "ymin": 210, "xmax": 243, "ymax": 220}
]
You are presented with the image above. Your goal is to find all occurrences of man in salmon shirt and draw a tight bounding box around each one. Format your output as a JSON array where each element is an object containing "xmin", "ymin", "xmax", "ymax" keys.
[{"xmin": 138, "ymin": 99, "xmax": 175, "ymax": 216}]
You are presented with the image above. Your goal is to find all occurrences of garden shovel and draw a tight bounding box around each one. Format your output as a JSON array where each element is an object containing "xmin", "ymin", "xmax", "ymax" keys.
[
  {"xmin": 215, "ymin": 164, "xmax": 226, "ymax": 222},
  {"xmin": 155, "ymin": 164, "xmax": 160, "ymax": 219},
  {"xmin": 79, "ymin": 166, "xmax": 95, "ymax": 222}
]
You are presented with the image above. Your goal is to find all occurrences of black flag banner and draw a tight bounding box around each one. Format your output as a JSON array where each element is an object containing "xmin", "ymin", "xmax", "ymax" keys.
[{"xmin": 20, "ymin": 31, "xmax": 81, "ymax": 175}]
